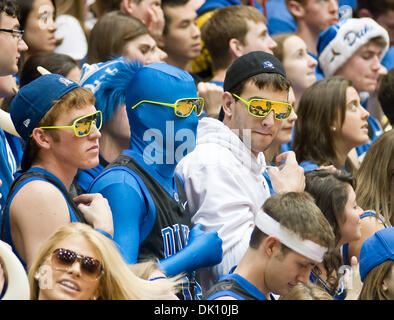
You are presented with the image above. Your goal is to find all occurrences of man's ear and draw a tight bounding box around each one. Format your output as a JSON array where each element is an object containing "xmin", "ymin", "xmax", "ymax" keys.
[
  {"xmin": 263, "ymin": 236, "xmax": 281, "ymax": 258},
  {"xmin": 121, "ymin": 0, "xmax": 135, "ymax": 16},
  {"xmin": 286, "ymin": 0, "xmax": 305, "ymax": 19},
  {"xmin": 222, "ymin": 91, "xmax": 235, "ymax": 119},
  {"xmin": 31, "ymin": 128, "xmax": 52, "ymax": 150},
  {"xmin": 228, "ymin": 38, "xmax": 244, "ymax": 59}
]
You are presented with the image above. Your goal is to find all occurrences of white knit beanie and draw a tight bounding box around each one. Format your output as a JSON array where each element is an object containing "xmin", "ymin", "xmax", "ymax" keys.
[{"xmin": 317, "ymin": 17, "xmax": 389, "ymax": 77}]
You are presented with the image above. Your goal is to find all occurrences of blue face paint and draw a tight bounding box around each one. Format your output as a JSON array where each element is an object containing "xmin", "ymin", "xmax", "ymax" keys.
[{"xmin": 125, "ymin": 63, "xmax": 199, "ymax": 173}]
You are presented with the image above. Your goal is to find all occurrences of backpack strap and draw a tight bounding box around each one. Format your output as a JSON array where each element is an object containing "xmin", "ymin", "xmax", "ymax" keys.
[{"xmin": 1, "ymin": 171, "xmax": 89, "ymax": 241}]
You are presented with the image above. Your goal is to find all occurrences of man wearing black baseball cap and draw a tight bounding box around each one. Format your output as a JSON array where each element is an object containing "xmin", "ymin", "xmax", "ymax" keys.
[
  {"xmin": 177, "ymin": 51, "xmax": 305, "ymax": 292},
  {"xmin": 0, "ymin": 74, "xmax": 113, "ymax": 269}
]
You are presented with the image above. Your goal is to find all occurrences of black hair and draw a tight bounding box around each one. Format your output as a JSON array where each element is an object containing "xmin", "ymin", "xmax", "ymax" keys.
[
  {"xmin": 19, "ymin": 52, "xmax": 78, "ymax": 88},
  {"xmin": 0, "ymin": 0, "xmax": 19, "ymax": 18},
  {"xmin": 162, "ymin": 0, "xmax": 190, "ymax": 35}
]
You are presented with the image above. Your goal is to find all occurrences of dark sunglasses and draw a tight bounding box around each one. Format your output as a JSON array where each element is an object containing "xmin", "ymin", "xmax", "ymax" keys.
[{"xmin": 51, "ymin": 248, "xmax": 103, "ymax": 280}]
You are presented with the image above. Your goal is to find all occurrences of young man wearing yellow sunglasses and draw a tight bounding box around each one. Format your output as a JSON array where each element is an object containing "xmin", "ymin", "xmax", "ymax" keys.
[
  {"xmin": 176, "ymin": 51, "xmax": 306, "ymax": 293},
  {"xmin": 0, "ymin": 74, "xmax": 114, "ymax": 270}
]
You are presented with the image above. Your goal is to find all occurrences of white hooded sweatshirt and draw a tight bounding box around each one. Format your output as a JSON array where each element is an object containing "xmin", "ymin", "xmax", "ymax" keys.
[{"xmin": 176, "ymin": 117, "xmax": 271, "ymax": 292}]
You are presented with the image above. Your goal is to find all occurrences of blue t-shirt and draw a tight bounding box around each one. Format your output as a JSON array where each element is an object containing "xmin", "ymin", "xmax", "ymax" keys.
[
  {"xmin": 299, "ymin": 160, "xmax": 320, "ymax": 173},
  {"xmin": 266, "ymin": 0, "xmax": 296, "ymax": 35},
  {"xmin": 209, "ymin": 80, "xmax": 224, "ymax": 87},
  {"xmin": 4, "ymin": 132, "xmax": 23, "ymax": 168},
  {"xmin": 0, "ymin": 128, "xmax": 17, "ymax": 210},
  {"xmin": 0, "ymin": 167, "xmax": 80, "ymax": 268},
  {"xmin": 300, "ymin": 160, "xmax": 347, "ymax": 173},
  {"xmin": 205, "ymin": 266, "xmax": 269, "ymax": 300},
  {"xmin": 266, "ymin": 0, "xmax": 356, "ymax": 36}
]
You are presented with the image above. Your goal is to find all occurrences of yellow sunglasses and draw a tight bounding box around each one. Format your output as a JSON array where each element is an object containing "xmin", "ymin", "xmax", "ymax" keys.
[
  {"xmin": 38, "ymin": 110, "xmax": 102, "ymax": 137},
  {"xmin": 131, "ymin": 97, "xmax": 204, "ymax": 117},
  {"xmin": 233, "ymin": 93, "xmax": 293, "ymax": 120}
]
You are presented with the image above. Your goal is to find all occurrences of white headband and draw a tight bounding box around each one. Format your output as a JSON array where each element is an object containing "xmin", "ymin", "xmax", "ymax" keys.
[{"xmin": 255, "ymin": 211, "xmax": 328, "ymax": 263}]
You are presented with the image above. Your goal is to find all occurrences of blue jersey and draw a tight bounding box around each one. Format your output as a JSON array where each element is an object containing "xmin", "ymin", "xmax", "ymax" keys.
[
  {"xmin": 1, "ymin": 167, "xmax": 81, "ymax": 268},
  {"xmin": 204, "ymin": 267, "xmax": 269, "ymax": 300},
  {"xmin": 0, "ymin": 128, "xmax": 17, "ymax": 210},
  {"xmin": 89, "ymin": 150, "xmax": 201, "ymax": 300},
  {"xmin": 89, "ymin": 149, "xmax": 177, "ymax": 264}
]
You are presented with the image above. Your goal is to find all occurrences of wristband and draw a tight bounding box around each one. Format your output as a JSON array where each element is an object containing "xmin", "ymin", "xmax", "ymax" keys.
[{"xmin": 95, "ymin": 228, "xmax": 113, "ymax": 240}]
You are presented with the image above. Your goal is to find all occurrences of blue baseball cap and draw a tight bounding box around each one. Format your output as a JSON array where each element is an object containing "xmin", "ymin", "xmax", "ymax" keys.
[
  {"xmin": 10, "ymin": 74, "xmax": 80, "ymax": 141},
  {"xmin": 10, "ymin": 74, "xmax": 80, "ymax": 171},
  {"xmin": 359, "ymin": 227, "xmax": 394, "ymax": 282}
]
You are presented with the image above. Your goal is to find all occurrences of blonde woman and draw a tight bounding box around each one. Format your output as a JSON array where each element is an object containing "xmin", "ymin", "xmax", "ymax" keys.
[{"xmin": 28, "ymin": 223, "xmax": 182, "ymax": 300}]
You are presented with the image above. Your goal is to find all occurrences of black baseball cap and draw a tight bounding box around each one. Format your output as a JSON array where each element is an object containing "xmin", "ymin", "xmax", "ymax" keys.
[
  {"xmin": 219, "ymin": 51, "xmax": 287, "ymax": 121},
  {"xmin": 223, "ymin": 51, "xmax": 286, "ymax": 92}
]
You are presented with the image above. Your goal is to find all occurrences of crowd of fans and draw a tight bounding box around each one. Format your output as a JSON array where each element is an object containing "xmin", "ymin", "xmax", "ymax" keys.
[{"xmin": 0, "ymin": 0, "xmax": 393, "ymax": 301}]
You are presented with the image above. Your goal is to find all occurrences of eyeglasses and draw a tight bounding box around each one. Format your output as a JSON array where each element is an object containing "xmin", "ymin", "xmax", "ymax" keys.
[
  {"xmin": 232, "ymin": 93, "xmax": 293, "ymax": 120},
  {"xmin": 0, "ymin": 28, "xmax": 24, "ymax": 41},
  {"xmin": 131, "ymin": 97, "xmax": 204, "ymax": 117},
  {"xmin": 51, "ymin": 248, "xmax": 104, "ymax": 280},
  {"xmin": 38, "ymin": 110, "xmax": 102, "ymax": 137}
]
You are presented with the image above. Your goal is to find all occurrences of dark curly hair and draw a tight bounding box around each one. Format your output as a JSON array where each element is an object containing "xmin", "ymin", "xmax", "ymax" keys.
[{"xmin": 0, "ymin": 0, "xmax": 19, "ymax": 19}]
